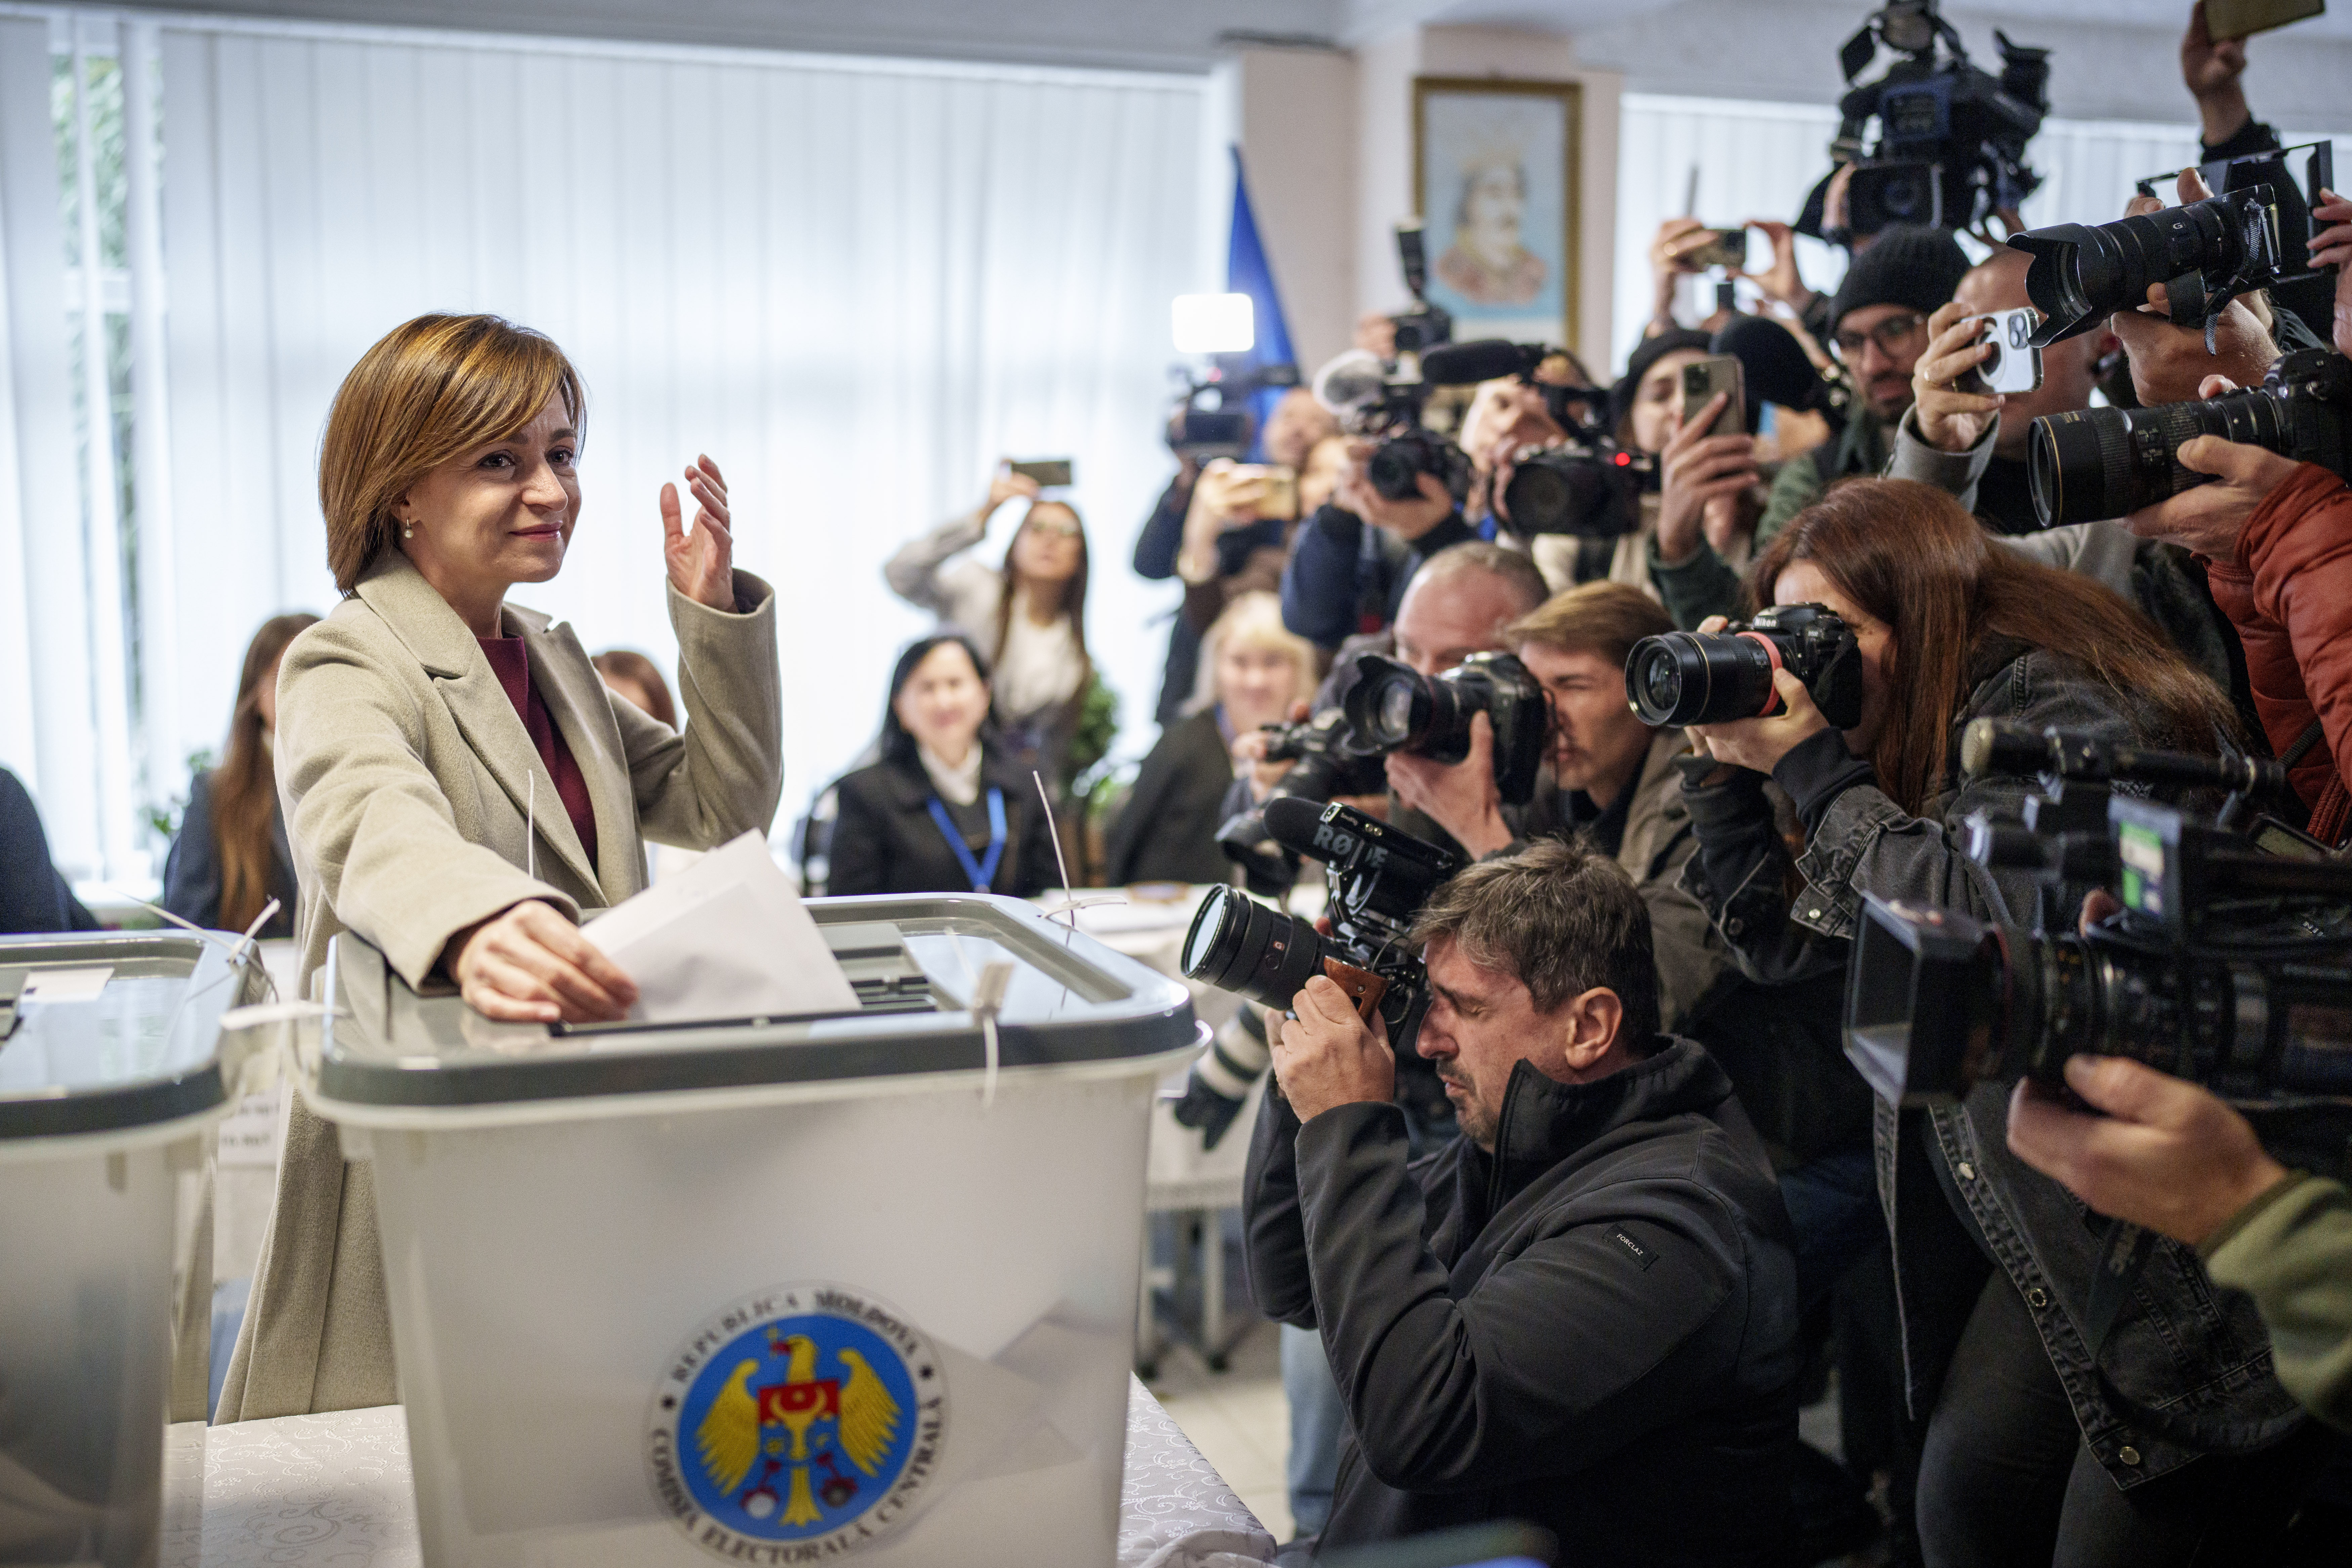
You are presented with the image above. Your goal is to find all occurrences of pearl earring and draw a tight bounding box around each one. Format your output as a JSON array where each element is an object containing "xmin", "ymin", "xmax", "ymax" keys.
[{"xmin": 402, "ymin": 521, "xmax": 414, "ymax": 540}]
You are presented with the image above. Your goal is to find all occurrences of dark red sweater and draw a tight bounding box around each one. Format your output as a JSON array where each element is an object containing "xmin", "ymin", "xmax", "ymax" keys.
[{"xmin": 477, "ymin": 637, "xmax": 598, "ymax": 870}]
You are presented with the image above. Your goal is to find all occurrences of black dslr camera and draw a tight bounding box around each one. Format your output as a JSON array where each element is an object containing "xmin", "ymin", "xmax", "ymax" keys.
[
  {"xmin": 1623, "ymin": 603, "xmax": 1864, "ymax": 730},
  {"xmin": 1807, "ymin": 0, "xmax": 2048, "ymax": 238},
  {"xmin": 2027, "ymin": 347, "xmax": 2352, "ymax": 527},
  {"xmin": 1216, "ymin": 650, "xmax": 1548, "ymax": 890},
  {"xmin": 1497, "ymin": 432, "xmax": 1656, "ymax": 540},
  {"xmin": 2010, "ymin": 141, "xmax": 2336, "ymax": 351},
  {"xmin": 1311, "ymin": 224, "xmax": 1470, "ymax": 506},
  {"xmin": 1847, "ymin": 720, "xmax": 2352, "ymax": 1109},
  {"xmin": 1185, "ymin": 798, "xmax": 1460, "ymax": 1049}
]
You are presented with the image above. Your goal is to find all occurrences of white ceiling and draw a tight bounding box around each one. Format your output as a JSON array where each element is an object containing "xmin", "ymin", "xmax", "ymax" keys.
[{"xmin": 125, "ymin": 0, "xmax": 2352, "ymax": 124}]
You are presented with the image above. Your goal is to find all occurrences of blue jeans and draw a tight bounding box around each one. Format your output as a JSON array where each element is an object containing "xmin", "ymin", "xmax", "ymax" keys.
[
  {"xmin": 1780, "ymin": 1146, "xmax": 1884, "ymax": 1312},
  {"xmin": 1280, "ymin": 1322, "xmax": 1342, "ymax": 1539}
]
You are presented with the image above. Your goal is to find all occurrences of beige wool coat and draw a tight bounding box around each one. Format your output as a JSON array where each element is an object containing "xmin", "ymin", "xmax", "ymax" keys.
[{"xmin": 214, "ymin": 551, "xmax": 783, "ymax": 1422}]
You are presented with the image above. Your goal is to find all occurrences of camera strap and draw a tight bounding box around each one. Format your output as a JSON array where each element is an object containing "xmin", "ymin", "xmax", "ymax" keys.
[{"xmin": 927, "ymin": 788, "xmax": 1008, "ymax": 893}]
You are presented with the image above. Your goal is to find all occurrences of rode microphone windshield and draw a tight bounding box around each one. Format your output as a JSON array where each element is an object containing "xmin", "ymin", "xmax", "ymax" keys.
[{"xmin": 1419, "ymin": 338, "xmax": 1546, "ymax": 387}]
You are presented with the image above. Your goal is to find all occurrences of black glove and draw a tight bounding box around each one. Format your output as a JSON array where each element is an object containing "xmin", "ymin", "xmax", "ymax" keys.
[{"xmin": 1170, "ymin": 1070, "xmax": 1249, "ymax": 1150}]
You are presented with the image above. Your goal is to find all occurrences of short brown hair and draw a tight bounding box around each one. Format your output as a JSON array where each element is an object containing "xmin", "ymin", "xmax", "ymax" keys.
[
  {"xmin": 319, "ymin": 314, "xmax": 586, "ymax": 593},
  {"xmin": 1409, "ymin": 837, "xmax": 1661, "ymax": 1047},
  {"xmin": 1505, "ymin": 580, "xmax": 1675, "ymax": 669}
]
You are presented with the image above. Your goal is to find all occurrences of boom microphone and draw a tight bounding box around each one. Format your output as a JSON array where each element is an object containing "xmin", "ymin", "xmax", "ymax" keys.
[
  {"xmin": 1710, "ymin": 315, "xmax": 1847, "ymax": 429},
  {"xmin": 1420, "ymin": 338, "xmax": 1546, "ymax": 387}
]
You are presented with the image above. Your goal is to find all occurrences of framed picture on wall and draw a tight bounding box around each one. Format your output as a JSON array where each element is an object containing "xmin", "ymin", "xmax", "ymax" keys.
[{"xmin": 1413, "ymin": 77, "xmax": 1581, "ymax": 351}]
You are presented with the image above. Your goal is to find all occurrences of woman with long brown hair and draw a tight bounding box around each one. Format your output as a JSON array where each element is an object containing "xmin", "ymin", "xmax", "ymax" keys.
[
  {"xmin": 162, "ymin": 612, "xmax": 319, "ymax": 937},
  {"xmin": 1679, "ymin": 479, "xmax": 2320, "ymax": 1566},
  {"xmin": 883, "ymin": 462, "xmax": 1093, "ymax": 774}
]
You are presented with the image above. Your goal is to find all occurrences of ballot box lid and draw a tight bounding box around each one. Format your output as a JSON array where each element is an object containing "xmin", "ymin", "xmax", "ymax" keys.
[
  {"xmin": 311, "ymin": 892, "xmax": 1200, "ymax": 1111},
  {"xmin": 0, "ymin": 931, "xmax": 252, "ymax": 1139}
]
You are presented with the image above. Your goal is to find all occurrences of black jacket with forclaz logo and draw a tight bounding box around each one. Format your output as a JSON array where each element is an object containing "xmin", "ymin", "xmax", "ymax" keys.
[{"xmin": 1243, "ymin": 1037, "xmax": 1802, "ymax": 1565}]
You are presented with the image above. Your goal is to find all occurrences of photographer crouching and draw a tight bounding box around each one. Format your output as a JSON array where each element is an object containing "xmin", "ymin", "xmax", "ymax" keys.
[{"xmin": 1242, "ymin": 839, "xmax": 1800, "ymax": 1563}]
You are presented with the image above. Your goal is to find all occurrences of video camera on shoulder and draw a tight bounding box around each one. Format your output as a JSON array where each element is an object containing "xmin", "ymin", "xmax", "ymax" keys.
[
  {"xmin": 1168, "ymin": 358, "xmax": 1301, "ymax": 462},
  {"xmin": 1184, "ymin": 798, "xmax": 1460, "ymax": 1049},
  {"xmin": 1216, "ymin": 649, "xmax": 1549, "ymax": 890},
  {"xmin": 1847, "ymin": 718, "xmax": 2352, "ymax": 1109},
  {"xmin": 1807, "ymin": 0, "xmax": 2049, "ymax": 238}
]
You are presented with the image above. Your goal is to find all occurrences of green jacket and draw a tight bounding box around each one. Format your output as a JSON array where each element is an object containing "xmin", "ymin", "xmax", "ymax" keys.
[
  {"xmin": 1647, "ymin": 411, "xmax": 1891, "ymax": 631},
  {"xmin": 2204, "ymin": 1174, "xmax": 2352, "ymax": 1431}
]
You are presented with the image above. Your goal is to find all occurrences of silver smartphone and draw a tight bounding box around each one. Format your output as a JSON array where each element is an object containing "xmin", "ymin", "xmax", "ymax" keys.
[{"xmin": 1966, "ymin": 307, "xmax": 2043, "ymax": 395}]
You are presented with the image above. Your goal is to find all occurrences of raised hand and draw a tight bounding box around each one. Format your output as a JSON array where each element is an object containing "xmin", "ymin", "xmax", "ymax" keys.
[
  {"xmin": 1913, "ymin": 301, "xmax": 2004, "ymax": 454},
  {"xmin": 662, "ymin": 454, "xmax": 735, "ymax": 612}
]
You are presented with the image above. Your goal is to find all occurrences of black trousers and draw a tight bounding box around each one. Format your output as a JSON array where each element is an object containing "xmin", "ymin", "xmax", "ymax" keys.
[{"xmin": 1917, "ymin": 1274, "xmax": 2334, "ymax": 1568}]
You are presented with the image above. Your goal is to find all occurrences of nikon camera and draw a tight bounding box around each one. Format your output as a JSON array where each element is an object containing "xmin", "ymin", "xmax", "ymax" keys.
[{"xmin": 1623, "ymin": 603, "xmax": 1864, "ymax": 730}]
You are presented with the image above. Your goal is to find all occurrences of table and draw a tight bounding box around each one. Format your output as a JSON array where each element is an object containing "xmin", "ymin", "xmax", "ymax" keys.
[{"xmin": 167, "ymin": 1379, "xmax": 1274, "ymax": 1568}]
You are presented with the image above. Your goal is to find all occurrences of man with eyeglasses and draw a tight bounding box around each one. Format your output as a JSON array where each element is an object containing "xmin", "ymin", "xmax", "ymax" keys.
[{"xmin": 1756, "ymin": 225, "xmax": 1971, "ymax": 538}]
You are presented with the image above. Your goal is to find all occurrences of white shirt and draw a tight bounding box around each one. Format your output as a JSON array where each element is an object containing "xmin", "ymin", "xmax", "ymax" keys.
[
  {"xmin": 991, "ymin": 587, "xmax": 1085, "ymax": 719},
  {"xmin": 918, "ymin": 743, "xmax": 983, "ymax": 807}
]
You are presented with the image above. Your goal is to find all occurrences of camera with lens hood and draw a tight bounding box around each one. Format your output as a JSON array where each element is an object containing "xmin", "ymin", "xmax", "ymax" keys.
[
  {"xmin": 1804, "ymin": 1, "xmax": 2049, "ymax": 239},
  {"xmin": 2026, "ymin": 347, "xmax": 2352, "ymax": 528},
  {"xmin": 1310, "ymin": 224, "xmax": 1472, "ymax": 508},
  {"xmin": 2009, "ymin": 141, "xmax": 2336, "ymax": 349},
  {"xmin": 1846, "ymin": 719, "xmax": 2352, "ymax": 1109},
  {"xmin": 1624, "ymin": 603, "xmax": 1865, "ymax": 730},
  {"xmin": 1185, "ymin": 797, "xmax": 1461, "ymax": 1051},
  {"xmin": 1498, "ymin": 435, "xmax": 1657, "ymax": 538}
]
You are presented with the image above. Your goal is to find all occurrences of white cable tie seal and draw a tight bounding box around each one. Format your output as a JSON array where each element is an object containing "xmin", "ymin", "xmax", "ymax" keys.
[{"xmin": 970, "ymin": 960, "xmax": 1014, "ymax": 1109}]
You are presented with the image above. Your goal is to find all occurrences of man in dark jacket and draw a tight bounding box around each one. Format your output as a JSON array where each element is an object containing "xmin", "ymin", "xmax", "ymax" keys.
[{"xmin": 1244, "ymin": 838, "xmax": 1800, "ymax": 1562}]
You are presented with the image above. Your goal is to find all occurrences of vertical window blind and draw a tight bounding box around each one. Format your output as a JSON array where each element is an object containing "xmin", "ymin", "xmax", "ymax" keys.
[{"xmin": 0, "ymin": 6, "xmax": 1206, "ymax": 886}]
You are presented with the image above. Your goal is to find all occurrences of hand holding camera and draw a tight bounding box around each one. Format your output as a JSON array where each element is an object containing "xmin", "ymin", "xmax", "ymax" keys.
[
  {"xmin": 1268, "ymin": 975, "xmax": 1397, "ymax": 1123},
  {"xmin": 1337, "ymin": 438, "xmax": 1456, "ymax": 540},
  {"xmin": 2007, "ymin": 1045, "xmax": 2290, "ymax": 1248},
  {"xmin": 2120, "ymin": 432, "xmax": 2305, "ymax": 559},
  {"xmin": 1385, "ymin": 710, "xmax": 1512, "ymax": 860}
]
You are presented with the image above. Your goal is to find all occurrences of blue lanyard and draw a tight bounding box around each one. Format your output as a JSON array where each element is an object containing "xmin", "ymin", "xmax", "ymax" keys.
[{"xmin": 926, "ymin": 787, "xmax": 1007, "ymax": 892}]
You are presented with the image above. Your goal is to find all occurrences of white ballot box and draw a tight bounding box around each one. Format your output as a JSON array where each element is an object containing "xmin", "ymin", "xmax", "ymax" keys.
[
  {"xmin": 301, "ymin": 894, "xmax": 1203, "ymax": 1568},
  {"xmin": 0, "ymin": 932, "xmax": 258, "ymax": 1567}
]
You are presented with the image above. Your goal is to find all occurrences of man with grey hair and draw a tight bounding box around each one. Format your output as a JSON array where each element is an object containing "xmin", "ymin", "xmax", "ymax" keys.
[{"xmin": 1243, "ymin": 838, "xmax": 1801, "ymax": 1562}]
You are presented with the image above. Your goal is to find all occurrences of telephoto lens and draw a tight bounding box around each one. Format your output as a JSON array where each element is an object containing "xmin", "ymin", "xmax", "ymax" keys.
[
  {"xmin": 2027, "ymin": 348, "xmax": 2352, "ymax": 527},
  {"xmin": 1623, "ymin": 604, "xmax": 1863, "ymax": 730},
  {"xmin": 2008, "ymin": 191, "xmax": 2275, "ymax": 344}
]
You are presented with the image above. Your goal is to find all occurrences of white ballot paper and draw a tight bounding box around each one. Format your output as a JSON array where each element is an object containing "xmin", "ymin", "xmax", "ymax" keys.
[{"xmin": 582, "ymin": 831, "xmax": 860, "ymax": 1024}]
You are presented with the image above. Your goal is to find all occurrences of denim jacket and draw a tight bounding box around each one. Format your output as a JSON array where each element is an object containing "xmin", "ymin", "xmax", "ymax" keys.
[{"xmin": 1679, "ymin": 638, "xmax": 2303, "ymax": 1488}]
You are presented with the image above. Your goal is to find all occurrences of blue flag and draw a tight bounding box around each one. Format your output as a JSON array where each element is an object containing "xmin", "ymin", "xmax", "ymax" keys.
[{"xmin": 1227, "ymin": 147, "xmax": 1297, "ymax": 458}]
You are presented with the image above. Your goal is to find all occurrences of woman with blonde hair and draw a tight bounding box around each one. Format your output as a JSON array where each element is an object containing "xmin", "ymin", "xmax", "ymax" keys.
[
  {"xmin": 162, "ymin": 611, "xmax": 319, "ymax": 937},
  {"xmin": 217, "ymin": 313, "xmax": 782, "ymax": 1421},
  {"xmin": 1103, "ymin": 591, "xmax": 1315, "ymax": 886}
]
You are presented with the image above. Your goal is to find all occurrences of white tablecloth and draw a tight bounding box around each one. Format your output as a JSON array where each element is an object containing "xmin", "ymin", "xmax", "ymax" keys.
[{"xmin": 167, "ymin": 1378, "xmax": 1273, "ymax": 1568}]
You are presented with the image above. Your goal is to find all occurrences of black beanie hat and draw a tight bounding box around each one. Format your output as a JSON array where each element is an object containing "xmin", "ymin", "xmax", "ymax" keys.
[
  {"xmin": 1609, "ymin": 328, "xmax": 1713, "ymax": 433},
  {"xmin": 1825, "ymin": 225, "xmax": 1972, "ymax": 333}
]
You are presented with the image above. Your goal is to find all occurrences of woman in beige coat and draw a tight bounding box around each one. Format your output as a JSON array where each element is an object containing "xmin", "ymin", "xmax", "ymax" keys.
[{"xmin": 217, "ymin": 314, "xmax": 784, "ymax": 1420}]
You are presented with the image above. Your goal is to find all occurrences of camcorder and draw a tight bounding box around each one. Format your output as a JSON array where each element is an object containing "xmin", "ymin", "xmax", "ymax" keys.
[
  {"xmin": 1216, "ymin": 651, "xmax": 1549, "ymax": 890},
  {"xmin": 1623, "ymin": 604, "xmax": 1864, "ymax": 730},
  {"xmin": 1803, "ymin": 1, "xmax": 2048, "ymax": 239},
  {"xmin": 1168, "ymin": 358, "xmax": 1302, "ymax": 462},
  {"xmin": 1846, "ymin": 719, "xmax": 2352, "ymax": 1110},
  {"xmin": 1185, "ymin": 797, "xmax": 1461, "ymax": 1050},
  {"xmin": 2027, "ymin": 346, "xmax": 2352, "ymax": 527},
  {"xmin": 2010, "ymin": 140, "xmax": 2336, "ymax": 350}
]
